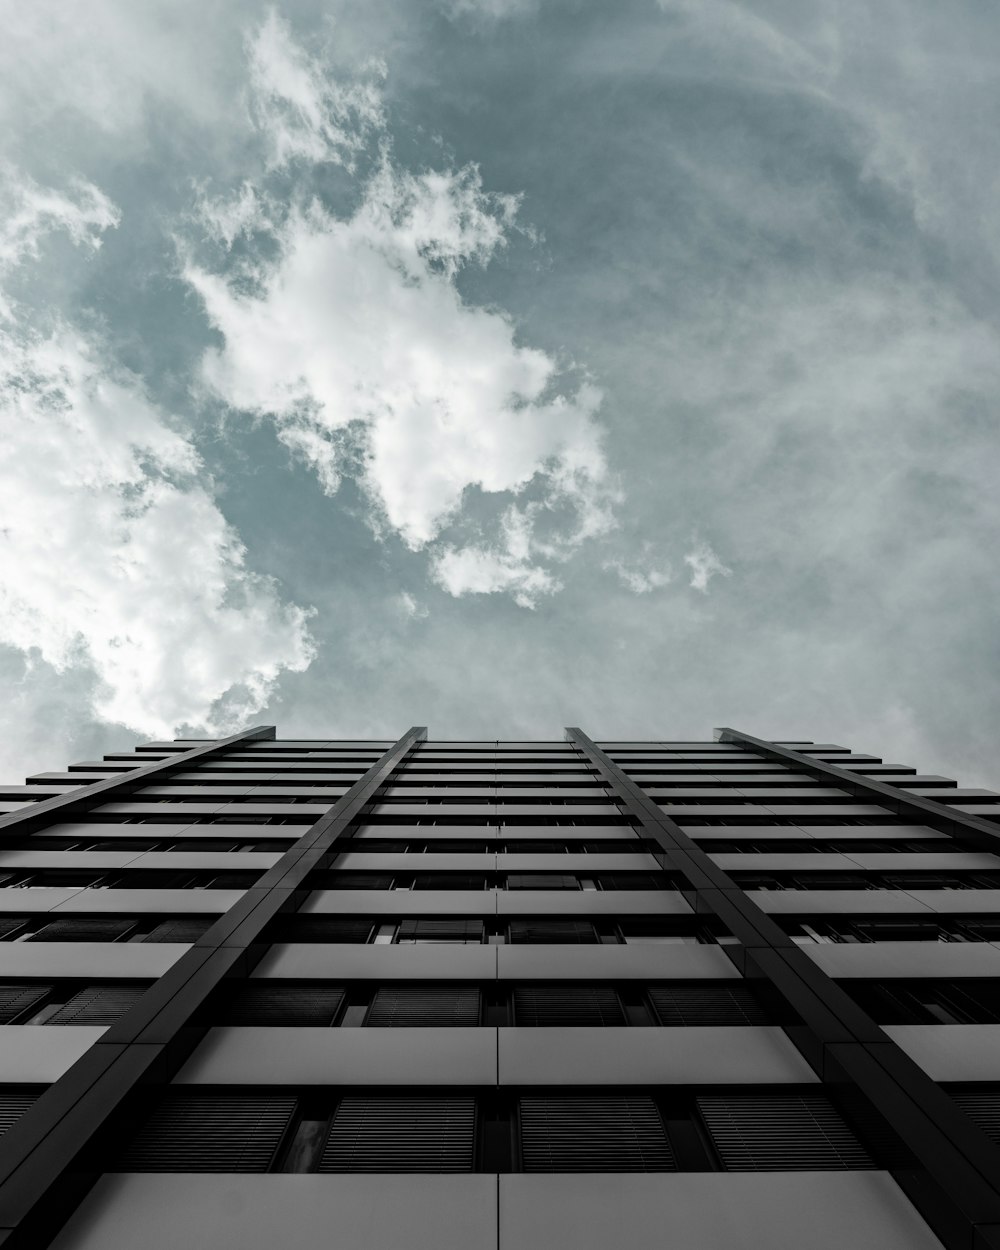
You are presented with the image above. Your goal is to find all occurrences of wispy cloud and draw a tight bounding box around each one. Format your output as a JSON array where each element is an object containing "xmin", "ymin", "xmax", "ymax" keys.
[{"xmin": 684, "ymin": 542, "xmax": 732, "ymax": 593}]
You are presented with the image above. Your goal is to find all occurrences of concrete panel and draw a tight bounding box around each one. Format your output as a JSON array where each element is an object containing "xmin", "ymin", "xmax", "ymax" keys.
[
  {"xmin": 498, "ymin": 1026, "xmax": 815, "ymax": 1086},
  {"xmin": 53, "ymin": 1174, "xmax": 498, "ymax": 1250},
  {"xmin": 906, "ymin": 889, "xmax": 1000, "ymax": 913},
  {"xmin": 497, "ymin": 854, "xmax": 661, "ymax": 872},
  {"xmin": 750, "ymin": 891, "xmax": 934, "ymax": 914},
  {"xmin": 303, "ymin": 890, "xmax": 497, "ymax": 916},
  {"xmin": 0, "ymin": 942, "xmax": 187, "ymax": 979},
  {"xmin": 49, "ymin": 889, "xmax": 244, "ymax": 914},
  {"xmin": 498, "ymin": 1173, "xmax": 941, "ymax": 1250},
  {"xmin": 253, "ymin": 943, "xmax": 498, "ymax": 981},
  {"xmin": 0, "ymin": 851, "xmax": 144, "ymax": 869},
  {"xmin": 497, "ymin": 944, "xmax": 738, "ymax": 981},
  {"xmin": 332, "ymin": 853, "xmax": 496, "ymax": 872},
  {"xmin": 0, "ymin": 1026, "xmax": 106, "ymax": 1081},
  {"xmin": 883, "ymin": 1025, "xmax": 1000, "ymax": 1081},
  {"xmin": 175, "ymin": 1026, "xmax": 497, "ymax": 1086},
  {"xmin": 803, "ymin": 941, "xmax": 1000, "ymax": 979},
  {"xmin": 844, "ymin": 853, "xmax": 1000, "ymax": 871},
  {"xmin": 128, "ymin": 852, "xmax": 281, "ymax": 870},
  {"xmin": 41, "ymin": 823, "xmax": 191, "ymax": 838},
  {"xmin": 0, "ymin": 888, "xmax": 86, "ymax": 912},
  {"xmin": 709, "ymin": 854, "xmax": 855, "ymax": 871},
  {"xmin": 498, "ymin": 891, "xmax": 691, "ymax": 916}
]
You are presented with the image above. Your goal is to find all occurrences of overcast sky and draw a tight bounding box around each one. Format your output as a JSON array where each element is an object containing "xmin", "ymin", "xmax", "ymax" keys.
[{"xmin": 1, "ymin": 0, "xmax": 998, "ymax": 788}]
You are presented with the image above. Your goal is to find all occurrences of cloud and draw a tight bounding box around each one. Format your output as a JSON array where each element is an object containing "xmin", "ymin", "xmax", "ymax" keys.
[
  {"xmin": 0, "ymin": 169, "xmax": 119, "ymax": 276},
  {"xmin": 604, "ymin": 559, "xmax": 672, "ymax": 595},
  {"xmin": 396, "ymin": 591, "xmax": 429, "ymax": 619},
  {"xmin": 0, "ymin": 171, "xmax": 315, "ymax": 741},
  {"xmin": 185, "ymin": 14, "xmax": 613, "ymax": 603},
  {"xmin": 684, "ymin": 542, "xmax": 732, "ymax": 593}
]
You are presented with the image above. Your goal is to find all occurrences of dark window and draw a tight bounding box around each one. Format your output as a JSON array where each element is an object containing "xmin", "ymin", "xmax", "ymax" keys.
[
  {"xmin": 0, "ymin": 985, "xmax": 50, "ymax": 1023},
  {"xmin": 143, "ymin": 918, "xmax": 213, "ymax": 944},
  {"xmin": 507, "ymin": 920, "xmax": 598, "ymax": 944},
  {"xmin": 519, "ymin": 1096, "xmax": 674, "ymax": 1171},
  {"xmin": 319, "ymin": 1097, "xmax": 475, "ymax": 1172},
  {"xmin": 217, "ymin": 985, "xmax": 345, "ymax": 1026},
  {"xmin": 0, "ymin": 1091, "xmax": 39, "ymax": 1138},
  {"xmin": 507, "ymin": 874, "xmax": 579, "ymax": 890},
  {"xmin": 696, "ymin": 1097, "xmax": 874, "ymax": 1170},
  {"xmin": 118, "ymin": 1096, "xmax": 297, "ymax": 1172},
  {"xmin": 365, "ymin": 987, "xmax": 480, "ymax": 1027},
  {"xmin": 412, "ymin": 874, "xmax": 485, "ymax": 891},
  {"xmin": 280, "ymin": 919, "xmax": 374, "ymax": 944},
  {"xmin": 648, "ymin": 985, "xmax": 770, "ymax": 1026},
  {"xmin": 512, "ymin": 986, "xmax": 626, "ymax": 1027},
  {"xmin": 952, "ymin": 1093, "xmax": 1000, "ymax": 1145},
  {"xmin": 395, "ymin": 919, "xmax": 484, "ymax": 945},
  {"xmin": 27, "ymin": 918, "xmax": 136, "ymax": 942},
  {"xmin": 328, "ymin": 873, "xmax": 395, "ymax": 890},
  {"xmin": 47, "ymin": 985, "xmax": 147, "ymax": 1025},
  {"xmin": 0, "ymin": 920, "xmax": 27, "ymax": 941}
]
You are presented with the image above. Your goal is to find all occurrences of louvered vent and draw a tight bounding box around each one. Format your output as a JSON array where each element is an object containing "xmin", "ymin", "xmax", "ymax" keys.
[
  {"xmin": 27, "ymin": 918, "xmax": 135, "ymax": 942},
  {"xmin": 220, "ymin": 985, "xmax": 345, "ymax": 1025},
  {"xmin": 366, "ymin": 987, "xmax": 480, "ymax": 1027},
  {"xmin": 396, "ymin": 918, "xmax": 484, "ymax": 943},
  {"xmin": 48, "ymin": 985, "xmax": 147, "ymax": 1025},
  {"xmin": 291, "ymin": 919, "xmax": 374, "ymax": 943},
  {"xmin": 513, "ymin": 986, "xmax": 625, "ymax": 1026},
  {"xmin": 519, "ymin": 1096, "xmax": 674, "ymax": 1171},
  {"xmin": 697, "ymin": 1097, "xmax": 874, "ymax": 1170},
  {"xmin": 143, "ymin": 918, "xmax": 212, "ymax": 943},
  {"xmin": 648, "ymin": 985, "xmax": 770, "ymax": 1026},
  {"xmin": 0, "ymin": 985, "xmax": 49, "ymax": 1023},
  {"xmin": 953, "ymin": 1093, "xmax": 1000, "ymax": 1145},
  {"xmin": 0, "ymin": 1092, "xmax": 38, "ymax": 1137},
  {"xmin": 118, "ymin": 1096, "xmax": 297, "ymax": 1172},
  {"xmin": 319, "ymin": 1097, "xmax": 475, "ymax": 1172},
  {"xmin": 508, "ymin": 920, "xmax": 597, "ymax": 944}
]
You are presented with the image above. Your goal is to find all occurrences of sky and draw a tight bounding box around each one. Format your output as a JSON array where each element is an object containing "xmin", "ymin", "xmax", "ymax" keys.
[{"xmin": 0, "ymin": 0, "xmax": 998, "ymax": 788}]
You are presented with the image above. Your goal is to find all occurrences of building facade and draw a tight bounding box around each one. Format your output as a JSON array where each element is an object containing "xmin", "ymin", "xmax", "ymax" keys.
[{"xmin": 0, "ymin": 727, "xmax": 998, "ymax": 1248}]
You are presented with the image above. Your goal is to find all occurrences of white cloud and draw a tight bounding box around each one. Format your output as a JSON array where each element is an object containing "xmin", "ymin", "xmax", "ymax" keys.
[
  {"xmin": 684, "ymin": 542, "xmax": 732, "ymax": 593},
  {"xmin": 396, "ymin": 591, "xmax": 429, "ymax": 619},
  {"xmin": 0, "ymin": 169, "xmax": 119, "ymax": 276},
  {"xmin": 605, "ymin": 558, "xmax": 672, "ymax": 595},
  {"xmin": 0, "ymin": 172, "xmax": 315, "ymax": 740},
  {"xmin": 246, "ymin": 10, "xmax": 384, "ymax": 171},
  {"xmin": 186, "ymin": 15, "xmax": 614, "ymax": 603}
]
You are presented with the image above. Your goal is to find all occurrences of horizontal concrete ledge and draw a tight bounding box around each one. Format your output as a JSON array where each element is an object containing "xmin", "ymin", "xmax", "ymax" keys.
[{"xmin": 50, "ymin": 1172, "xmax": 939, "ymax": 1250}]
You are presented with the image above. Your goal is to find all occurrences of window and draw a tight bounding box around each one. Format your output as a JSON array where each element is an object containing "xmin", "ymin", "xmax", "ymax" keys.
[
  {"xmin": 365, "ymin": 987, "xmax": 480, "ymax": 1027},
  {"xmin": 320, "ymin": 1096, "xmax": 476, "ymax": 1172},
  {"xmin": 518, "ymin": 1096, "xmax": 674, "ymax": 1171},
  {"xmin": 512, "ymin": 986, "xmax": 625, "ymax": 1027},
  {"xmin": 217, "ymin": 984, "xmax": 346, "ymax": 1026},
  {"xmin": 118, "ymin": 1096, "xmax": 298, "ymax": 1172},
  {"xmin": 696, "ymin": 1096, "xmax": 873, "ymax": 1170},
  {"xmin": 395, "ymin": 918, "xmax": 485, "ymax": 944}
]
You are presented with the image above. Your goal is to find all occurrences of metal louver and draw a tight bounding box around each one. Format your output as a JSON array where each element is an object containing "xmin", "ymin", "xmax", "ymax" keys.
[
  {"xmin": 366, "ymin": 987, "xmax": 480, "ymax": 1027},
  {"xmin": 117, "ymin": 1096, "xmax": 297, "ymax": 1172},
  {"xmin": 396, "ymin": 918, "xmax": 484, "ymax": 943},
  {"xmin": 648, "ymin": 985, "xmax": 770, "ymax": 1026},
  {"xmin": 0, "ymin": 985, "xmax": 50, "ymax": 1023},
  {"xmin": 329, "ymin": 873, "xmax": 395, "ymax": 890},
  {"xmin": 952, "ymin": 1093, "xmax": 1000, "ymax": 1145},
  {"xmin": 513, "ymin": 986, "xmax": 626, "ymax": 1026},
  {"xmin": 519, "ymin": 1096, "xmax": 674, "ymax": 1171},
  {"xmin": 47, "ymin": 985, "xmax": 147, "ymax": 1025},
  {"xmin": 697, "ymin": 1096, "xmax": 874, "ymax": 1170},
  {"xmin": 319, "ymin": 1097, "xmax": 475, "ymax": 1172},
  {"xmin": 0, "ymin": 920, "xmax": 27, "ymax": 941},
  {"xmin": 27, "ymin": 918, "xmax": 136, "ymax": 942},
  {"xmin": 143, "ymin": 918, "xmax": 212, "ymax": 943},
  {"xmin": 220, "ymin": 985, "xmax": 345, "ymax": 1026},
  {"xmin": 507, "ymin": 920, "xmax": 598, "ymax": 944},
  {"xmin": 0, "ymin": 1093, "xmax": 38, "ymax": 1137}
]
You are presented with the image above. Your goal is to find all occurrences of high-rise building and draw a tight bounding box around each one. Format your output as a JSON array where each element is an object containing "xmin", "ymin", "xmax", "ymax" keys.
[{"xmin": 0, "ymin": 726, "xmax": 998, "ymax": 1249}]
